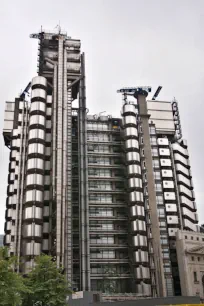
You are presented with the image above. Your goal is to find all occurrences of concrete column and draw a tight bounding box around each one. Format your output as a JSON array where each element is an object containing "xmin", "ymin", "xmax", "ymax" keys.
[{"xmin": 136, "ymin": 90, "xmax": 166, "ymax": 297}]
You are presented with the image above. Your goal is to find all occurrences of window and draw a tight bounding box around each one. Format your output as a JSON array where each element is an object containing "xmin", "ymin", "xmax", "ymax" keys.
[
  {"xmin": 152, "ymin": 148, "xmax": 158, "ymax": 156},
  {"xmin": 197, "ymin": 237, "xmax": 199, "ymax": 241},
  {"xmin": 198, "ymin": 257, "xmax": 200, "ymax": 261},
  {"xmin": 158, "ymin": 208, "xmax": 165, "ymax": 217},
  {"xmin": 194, "ymin": 271, "xmax": 198, "ymax": 282},
  {"xmin": 150, "ymin": 137, "xmax": 157, "ymax": 145},
  {"xmin": 203, "ymin": 238, "xmax": 204, "ymax": 242},
  {"xmin": 153, "ymin": 159, "xmax": 160, "ymax": 168},
  {"xmin": 185, "ymin": 235, "xmax": 187, "ymax": 239},
  {"xmin": 156, "ymin": 195, "xmax": 164, "ymax": 205},
  {"xmin": 191, "ymin": 236, "xmax": 194, "ymax": 240},
  {"xmin": 154, "ymin": 171, "xmax": 161, "ymax": 180},
  {"xmin": 192, "ymin": 256, "xmax": 194, "ymax": 261},
  {"xmin": 149, "ymin": 126, "xmax": 156, "ymax": 135},
  {"xmin": 155, "ymin": 182, "xmax": 162, "ymax": 192}
]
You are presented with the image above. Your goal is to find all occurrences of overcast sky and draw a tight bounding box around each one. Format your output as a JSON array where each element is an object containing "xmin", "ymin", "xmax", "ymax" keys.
[{"xmin": 0, "ymin": 0, "xmax": 204, "ymax": 234}]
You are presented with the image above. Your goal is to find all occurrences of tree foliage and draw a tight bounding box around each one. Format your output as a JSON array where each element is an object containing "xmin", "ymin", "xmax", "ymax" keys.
[
  {"xmin": 0, "ymin": 248, "xmax": 71, "ymax": 306},
  {"xmin": 23, "ymin": 254, "xmax": 72, "ymax": 306},
  {"xmin": 0, "ymin": 247, "xmax": 27, "ymax": 306}
]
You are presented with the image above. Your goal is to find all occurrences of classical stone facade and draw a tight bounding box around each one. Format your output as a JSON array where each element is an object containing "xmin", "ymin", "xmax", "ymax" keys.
[{"xmin": 176, "ymin": 230, "xmax": 204, "ymax": 298}]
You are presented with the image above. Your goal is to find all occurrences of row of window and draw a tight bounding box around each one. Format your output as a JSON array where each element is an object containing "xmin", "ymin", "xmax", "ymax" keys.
[
  {"xmin": 88, "ymin": 145, "xmax": 121, "ymax": 153},
  {"xmin": 89, "ymin": 181, "xmax": 124, "ymax": 190},
  {"xmin": 89, "ymin": 194, "xmax": 124, "ymax": 203},
  {"xmin": 88, "ymin": 168, "xmax": 124, "ymax": 177},
  {"xmin": 88, "ymin": 157, "xmax": 122, "ymax": 165},
  {"xmin": 90, "ymin": 250, "xmax": 128, "ymax": 259}
]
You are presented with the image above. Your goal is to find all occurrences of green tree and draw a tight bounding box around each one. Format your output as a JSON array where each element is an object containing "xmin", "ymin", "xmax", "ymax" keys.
[
  {"xmin": 0, "ymin": 247, "xmax": 27, "ymax": 306},
  {"xmin": 24, "ymin": 255, "xmax": 72, "ymax": 306}
]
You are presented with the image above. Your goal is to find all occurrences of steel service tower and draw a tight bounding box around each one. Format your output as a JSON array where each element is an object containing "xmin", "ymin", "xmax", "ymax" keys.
[{"xmin": 3, "ymin": 28, "xmax": 199, "ymax": 297}]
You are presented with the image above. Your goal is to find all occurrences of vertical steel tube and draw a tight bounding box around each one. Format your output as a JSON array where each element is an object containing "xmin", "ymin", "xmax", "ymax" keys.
[
  {"xmin": 17, "ymin": 103, "xmax": 28, "ymax": 263},
  {"xmin": 62, "ymin": 48, "xmax": 67, "ymax": 266},
  {"xmin": 81, "ymin": 53, "xmax": 90, "ymax": 290},
  {"xmin": 56, "ymin": 37, "xmax": 64, "ymax": 267}
]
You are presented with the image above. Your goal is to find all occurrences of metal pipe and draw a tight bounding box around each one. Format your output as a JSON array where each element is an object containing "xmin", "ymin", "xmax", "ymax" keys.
[
  {"xmin": 81, "ymin": 53, "xmax": 90, "ymax": 291},
  {"xmin": 17, "ymin": 102, "xmax": 28, "ymax": 262},
  {"xmin": 62, "ymin": 48, "xmax": 67, "ymax": 266},
  {"xmin": 56, "ymin": 37, "xmax": 64, "ymax": 267},
  {"xmin": 79, "ymin": 77, "xmax": 86, "ymax": 289}
]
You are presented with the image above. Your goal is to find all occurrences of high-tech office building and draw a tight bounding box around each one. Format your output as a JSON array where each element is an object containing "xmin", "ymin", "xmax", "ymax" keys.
[{"xmin": 3, "ymin": 29, "xmax": 199, "ymax": 297}]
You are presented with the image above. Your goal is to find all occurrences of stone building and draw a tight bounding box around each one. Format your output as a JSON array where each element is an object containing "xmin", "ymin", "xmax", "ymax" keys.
[{"xmin": 176, "ymin": 230, "xmax": 204, "ymax": 298}]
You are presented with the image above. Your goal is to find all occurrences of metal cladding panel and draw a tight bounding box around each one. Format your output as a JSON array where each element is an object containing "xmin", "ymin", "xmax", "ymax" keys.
[
  {"xmin": 122, "ymin": 104, "xmax": 136, "ymax": 115},
  {"xmin": 43, "ymin": 206, "xmax": 49, "ymax": 217},
  {"xmin": 157, "ymin": 138, "xmax": 169, "ymax": 146},
  {"xmin": 128, "ymin": 177, "xmax": 142, "ymax": 189},
  {"xmin": 129, "ymin": 191, "xmax": 143, "ymax": 203},
  {"xmin": 24, "ymin": 206, "xmax": 43, "ymax": 220},
  {"xmin": 126, "ymin": 139, "xmax": 139, "ymax": 150},
  {"xmin": 65, "ymin": 40, "xmax": 81, "ymax": 48},
  {"xmin": 172, "ymin": 143, "xmax": 188, "ymax": 157},
  {"xmin": 163, "ymin": 181, "xmax": 174, "ymax": 189},
  {"xmin": 131, "ymin": 220, "xmax": 146, "ymax": 232},
  {"xmin": 26, "ymin": 174, "xmax": 43, "ymax": 186},
  {"xmin": 159, "ymin": 148, "xmax": 170, "ymax": 156},
  {"xmin": 42, "ymin": 239, "xmax": 49, "ymax": 251},
  {"xmin": 43, "ymin": 222, "xmax": 49, "ymax": 234},
  {"xmin": 179, "ymin": 185, "xmax": 193, "ymax": 199},
  {"xmin": 165, "ymin": 203, "xmax": 177, "ymax": 212},
  {"xmin": 174, "ymin": 153, "xmax": 189, "ymax": 167},
  {"xmin": 164, "ymin": 192, "xmax": 176, "ymax": 200},
  {"xmin": 127, "ymin": 164, "xmax": 141, "ymax": 175},
  {"xmin": 44, "ymin": 190, "xmax": 50, "ymax": 201},
  {"xmin": 5, "ymin": 234, "xmax": 11, "ymax": 244},
  {"xmin": 27, "ymin": 158, "xmax": 44, "ymax": 170},
  {"xmin": 44, "ymin": 176, "xmax": 50, "ymax": 185},
  {"xmin": 160, "ymin": 159, "xmax": 172, "ymax": 167},
  {"xmin": 124, "ymin": 115, "xmax": 137, "ymax": 126},
  {"xmin": 177, "ymin": 174, "xmax": 192, "ymax": 187},
  {"xmin": 46, "ymin": 107, "xmax": 52, "ymax": 116},
  {"xmin": 45, "ymin": 161, "xmax": 51, "ymax": 170},
  {"xmin": 24, "ymin": 224, "xmax": 42, "ymax": 238},
  {"xmin": 132, "ymin": 235, "xmax": 147, "ymax": 247},
  {"xmin": 30, "ymin": 115, "xmax": 45, "ymax": 126},
  {"xmin": 6, "ymin": 221, "xmax": 12, "ymax": 231},
  {"xmin": 182, "ymin": 207, "xmax": 197, "ymax": 221},
  {"xmin": 45, "ymin": 133, "xmax": 51, "ymax": 142},
  {"xmin": 175, "ymin": 163, "xmax": 190, "ymax": 177},
  {"xmin": 25, "ymin": 242, "xmax": 41, "ymax": 255},
  {"xmin": 46, "ymin": 120, "xmax": 52, "ymax": 129},
  {"xmin": 134, "ymin": 250, "xmax": 149, "ymax": 263},
  {"xmin": 183, "ymin": 218, "xmax": 196, "ymax": 231},
  {"xmin": 124, "ymin": 127, "xmax": 138, "ymax": 137},
  {"xmin": 30, "ymin": 101, "xmax": 46, "ymax": 113},
  {"xmin": 136, "ymin": 283, "xmax": 151, "ymax": 296},
  {"xmin": 25, "ymin": 190, "xmax": 43, "ymax": 202},
  {"xmin": 67, "ymin": 62, "xmax": 81, "ymax": 72},
  {"xmin": 31, "ymin": 88, "xmax": 46, "ymax": 100},
  {"xmin": 28, "ymin": 143, "xmax": 45, "ymax": 155},
  {"xmin": 161, "ymin": 169, "xmax": 173, "ymax": 178},
  {"xmin": 32, "ymin": 76, "xmax": 47, "ymax": 88},
  {"xmin": 134, "ymin": 266, "xmax": 150, "ymax": 279},
  {"xmin": 180, "ymin": 196, "xmax": 195, "ymax": 210},
  {"xmin": 147, "ymin": 101, "xmax": 172, "ymax": 111},
  {"xmin": 45, "ymin": 147, "xmax": 51, "ymax": 156},
  {"xmin": 126, "ymin": 152, "xmax": 140, "ymax": 162},
  {"xmin": 168, "ymin": 228, "xmax": 179, "ymax": 236},
  {"xmin": 167, "ymin": 215, "xmax": 179, "ymax": 224},
  {"xmin": 7, "ymin": 209, "xmax": 12, "ymax": 218}
]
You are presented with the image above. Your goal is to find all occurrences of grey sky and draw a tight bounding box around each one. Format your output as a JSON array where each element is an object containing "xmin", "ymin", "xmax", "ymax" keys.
[{"xmin": 0, "ymin": 0, "xmax": 204, "ymax": 233}]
